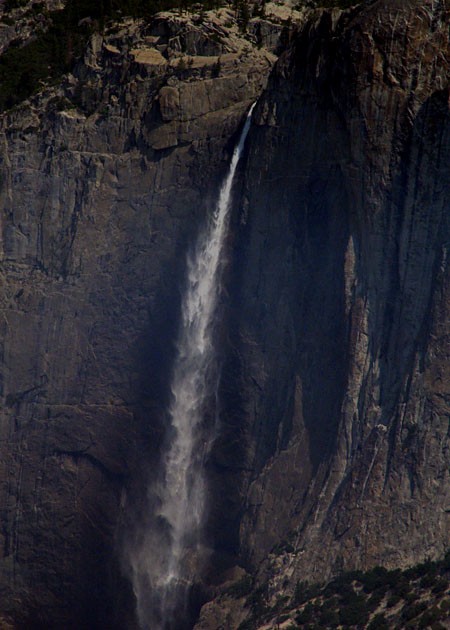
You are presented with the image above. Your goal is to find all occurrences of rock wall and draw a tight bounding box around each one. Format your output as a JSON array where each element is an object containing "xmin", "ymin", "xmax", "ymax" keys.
[
  {"xmin": 220, "ymin": 0, "xmax": 449, "ymax": 596},
  {"xmin": 0, "ymin": 0, "xmax": 448, "ymax": 628},
  {"xmin": 0, "ymin": 11, "xmax": 274, "ymax": 628}
]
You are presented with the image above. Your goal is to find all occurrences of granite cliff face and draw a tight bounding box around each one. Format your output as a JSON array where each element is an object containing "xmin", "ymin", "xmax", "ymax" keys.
[
  {"xmin": 238, "ymin": 0, "xmax": 449, "ymax": 566},
  {"xmin": 197, "ymin": 0, "xmax": 449, "ymax": 625},
  {"xmin": 0, "ymin": 0, "xmax": 448, "ymax": 628},
  {"xmin": 0, "ymin": 8, "xmax": 276, "ymax": 627}
]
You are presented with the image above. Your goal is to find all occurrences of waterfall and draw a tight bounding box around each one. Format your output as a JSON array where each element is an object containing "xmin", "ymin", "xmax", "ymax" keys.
[{"xmin": 128, "ymin": 103, "xmax": 255, "ymax": 630}]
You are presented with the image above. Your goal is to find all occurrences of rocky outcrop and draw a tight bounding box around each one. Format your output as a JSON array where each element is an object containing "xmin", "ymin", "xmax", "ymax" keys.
[
  {"xmin": 0, "ymin": 0, "xmax": 65, "ymax": 54},
  {"xmin": 0, "ymin": 0, "xmax": 448, "ymax": 627},
  {"xmin": 197, "ymin": 0, "xmax": 449, "ymax": 624},
  {"xmin": 0, "ymin": 9, "xmax": 276, "ymax": 628}
]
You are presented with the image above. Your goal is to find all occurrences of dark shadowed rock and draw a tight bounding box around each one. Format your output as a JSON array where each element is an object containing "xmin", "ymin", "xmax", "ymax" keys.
[
  {"xmin": 197, "ymin": 0, "xmax": 449, "ymax": 625},
  {"xmin": 0, "ymin": 8, "xmax": 276, "ymax": 627},
  {"xmin": 0, "ymin": 0, "xmax": 448, "ymax": 628}
]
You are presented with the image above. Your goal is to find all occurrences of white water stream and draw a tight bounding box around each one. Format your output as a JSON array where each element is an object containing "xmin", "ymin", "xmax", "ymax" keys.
[{"xmin": 130, "ymin": 104, "xmax": 255, "ymax": 630}]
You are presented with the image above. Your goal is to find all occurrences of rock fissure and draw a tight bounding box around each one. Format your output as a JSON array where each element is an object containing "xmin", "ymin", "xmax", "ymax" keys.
[{"xmin": 0, "ymin": 1, "xmax": 448, "ymax": 628}]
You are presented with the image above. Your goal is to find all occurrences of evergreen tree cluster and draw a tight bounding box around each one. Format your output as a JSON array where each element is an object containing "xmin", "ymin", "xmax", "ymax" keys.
[
  {"xmin": 0, "ymin": 0, "xmax": 221, "ymax": 111},
  {"xmin": 236, "ymin": 551, "xmax": 450, "ymax": 629}
]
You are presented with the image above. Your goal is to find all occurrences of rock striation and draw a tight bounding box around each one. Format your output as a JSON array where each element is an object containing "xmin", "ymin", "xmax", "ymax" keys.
[
  {"xmin": 197, "ymin": 0, "xmax": 449, "ymax": 625},
  {"xmin": 0, "ymin": 0, "xmax": 448, "ymax": 628},
  {"xmin": 0, "ymin": 9, "xmax": 275, "ymax": 628}
]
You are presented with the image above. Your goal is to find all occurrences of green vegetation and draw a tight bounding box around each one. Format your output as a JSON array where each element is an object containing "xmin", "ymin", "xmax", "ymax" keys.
[
  {"xmin": 236, "ymin": 550, "xmax": 450, "ymax": 629},
  {"xmin": 246, "ymin": 582, "xmax": 271, "ymax": 619},
  {"xmin": 0, "ymin": 0, "xmax": 365, "ymax": 112},
  {"xmin": 233, "ymin": 0, "xmax": 250, "ymax": 32},
  {"xmin": 0, "ymin": 7, "xmax": 86, "ymax": 111},
  {"xmin": 294, "ymin": 0, "xmax": 360, "ymax": 9},
  {"xmin": 316, "ymin": 0, "xmax": 360, "ymax": 7},
  {"xmin": 0, "ymin": 0, "xmax": 222, "ymax": 112},
  {"xmin": 367, "ymin": 613, "xmax": 389, "ymax": 630},
  {"xmin": 4, "ymin": 0, "xmax": 30, "ymax": 9},
  {"xmin": 226, "ymin": 574, "xmax": 254, "ymax": 599}
]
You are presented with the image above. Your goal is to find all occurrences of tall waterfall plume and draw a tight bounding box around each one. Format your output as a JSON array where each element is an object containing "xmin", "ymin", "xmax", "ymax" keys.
[{"xmin": 127, "ymin": 103, "xmax": 255, "ymax": 630}]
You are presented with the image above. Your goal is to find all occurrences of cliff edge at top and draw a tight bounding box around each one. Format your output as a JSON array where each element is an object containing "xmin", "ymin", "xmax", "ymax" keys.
[
  {"xmin": 0, "ymin": 0, "xmax": 448, "ymax": 628},
  {"xmin": 197, "ymin": 0, "xmax": 449, "ymax": 624},
  {"xmin": 0, "ymin": 4, "xmax": 280, "ymax": 627}
]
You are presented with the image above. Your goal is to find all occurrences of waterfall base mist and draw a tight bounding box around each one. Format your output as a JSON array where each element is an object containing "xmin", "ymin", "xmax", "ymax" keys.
[
  {"xmin": 124, "ymin": 105, "xmax": 255, "ymax": 630},
  {"xmin": 0, "ymin": 3, "xmax": 447, "ymax": 628}
]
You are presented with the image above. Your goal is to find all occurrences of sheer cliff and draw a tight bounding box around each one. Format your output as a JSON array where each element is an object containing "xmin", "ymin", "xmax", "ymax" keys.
[
  {"xmin": 197, "ymin": 0, "xmax": 449, "ymax": 626},
  {"xmin": 236, "ymin": 0, "xmax": 449, "ymax": 572},
  {"xmin": 0, "ymin": 9, "xmax": 276, "ymax": 628},
  {"xmin": 0, "ymin": 0, "xmax": 448, "ymax": 629}
]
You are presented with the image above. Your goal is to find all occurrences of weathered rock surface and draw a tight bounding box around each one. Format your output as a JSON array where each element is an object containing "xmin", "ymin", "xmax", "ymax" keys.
[
  {"xmin": 0, "ymin": 9, "xmax": 275, "ymax": 628},
  {"xmin": 196, "ymin": 0, "xmax": 449, "ymax": 625},
  {"xmin": 0, "ymin": 0, "xmax": 449, "ymax": 628},
  {"xmin": 0, "ymin": 0, "xmax": 65, "ymax": 54}
]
